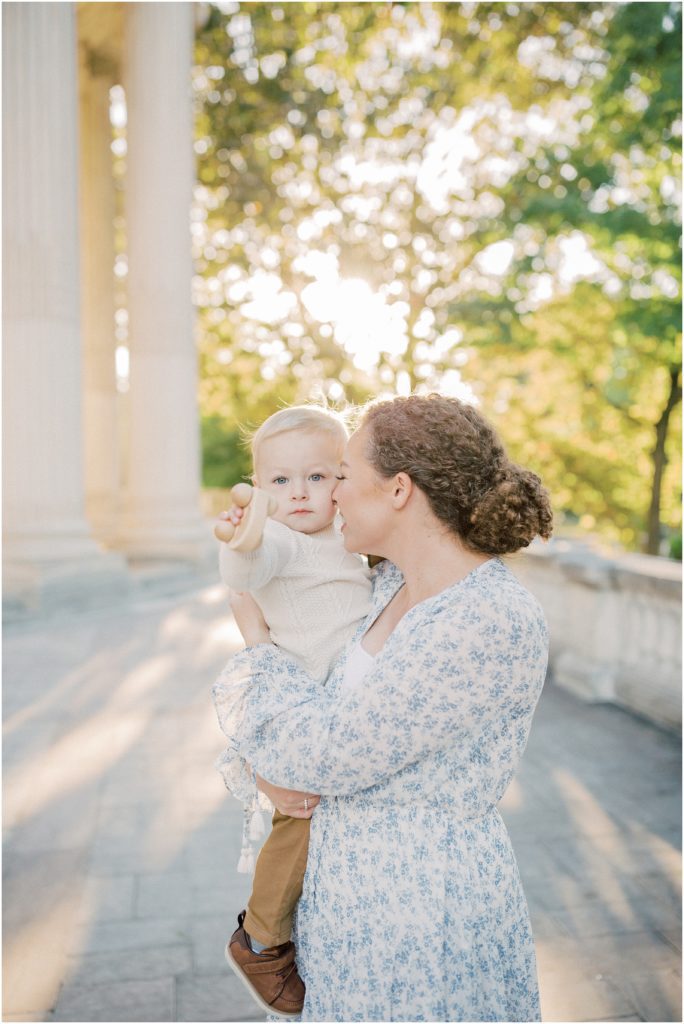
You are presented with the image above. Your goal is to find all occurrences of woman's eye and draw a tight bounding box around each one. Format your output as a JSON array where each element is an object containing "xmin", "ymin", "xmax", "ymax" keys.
[{"xmin": 335, "ymin": 475, "xmax": 347, "ymax": 481}]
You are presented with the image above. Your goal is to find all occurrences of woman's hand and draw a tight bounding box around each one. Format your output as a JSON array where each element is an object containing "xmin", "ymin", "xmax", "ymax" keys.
[
  {"xmin": 229, "ymin": 590, "xmax": 271, "ymax": 647},
  {"xmin": 256, "ymin": 773, "xmax": 321, "ymax": 818}
]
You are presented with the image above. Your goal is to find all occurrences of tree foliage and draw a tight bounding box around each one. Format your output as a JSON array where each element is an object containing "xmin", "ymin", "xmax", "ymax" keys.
[{"xmin": 193, "ymin": 1, "xmax": 681, "ymax": 553}]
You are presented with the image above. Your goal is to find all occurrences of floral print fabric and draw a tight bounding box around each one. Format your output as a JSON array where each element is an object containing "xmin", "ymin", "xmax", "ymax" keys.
[{"xmin": 213, "ymin": 558, "xmax": 549, "ymax": 1021}]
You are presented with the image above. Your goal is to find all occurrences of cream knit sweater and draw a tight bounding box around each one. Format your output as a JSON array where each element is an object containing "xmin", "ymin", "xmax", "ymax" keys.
[{"xmin": 219, "ymin": 517, "xmax": 372, "ymax": 682}]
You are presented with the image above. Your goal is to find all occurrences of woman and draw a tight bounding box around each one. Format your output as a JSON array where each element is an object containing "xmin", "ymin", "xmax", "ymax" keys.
[{"xmin": 215, "ymin": 394, "xmax": 552, "ymax": 1022}]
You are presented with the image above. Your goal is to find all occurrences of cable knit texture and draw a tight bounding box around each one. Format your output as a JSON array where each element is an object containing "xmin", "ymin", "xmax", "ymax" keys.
[
  {"xmin": 219, "ymin": 518, "xmax": 372, "ymax": 682},
  {"xmin": 215, "ymin": 518, "xmax": 372, "ymax": 814}
]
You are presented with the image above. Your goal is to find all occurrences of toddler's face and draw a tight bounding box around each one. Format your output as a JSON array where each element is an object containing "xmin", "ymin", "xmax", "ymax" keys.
[{"xmin": 254, "ymin": 429, "xmax": 342, "ymax": 535}]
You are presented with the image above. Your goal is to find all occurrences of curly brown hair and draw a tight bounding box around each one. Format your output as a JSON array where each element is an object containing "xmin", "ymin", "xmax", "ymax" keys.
[{"xmin": 360, "ymin": 394, "xmax": 553, "ymax": 556}]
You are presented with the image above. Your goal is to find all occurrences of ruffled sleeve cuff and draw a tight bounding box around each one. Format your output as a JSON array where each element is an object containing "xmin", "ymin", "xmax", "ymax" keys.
[{"xmin": 212, "ymin": 643, "xmax": 322, "ymax": 792}]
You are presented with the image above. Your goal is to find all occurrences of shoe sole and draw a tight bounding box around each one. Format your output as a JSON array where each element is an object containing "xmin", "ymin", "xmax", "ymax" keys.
[{"xmin": 225, "ymin": 943, "xmax": 302, "ymax": 1020}]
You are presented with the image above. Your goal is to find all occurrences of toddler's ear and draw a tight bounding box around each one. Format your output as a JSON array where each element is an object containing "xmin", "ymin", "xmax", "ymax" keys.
[{"xmin": 251, "ymin": 473, "xmax": 259, "ymax": 487}]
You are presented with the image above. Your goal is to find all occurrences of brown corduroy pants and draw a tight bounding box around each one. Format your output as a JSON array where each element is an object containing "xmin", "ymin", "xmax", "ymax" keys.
[{"xmin": 243, "ymin": 810, "xmax": 311, "ymax": 947}]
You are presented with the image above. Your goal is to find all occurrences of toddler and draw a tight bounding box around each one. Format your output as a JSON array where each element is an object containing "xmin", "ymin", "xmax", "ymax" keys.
[{"xmin": 212, "ymin": 405, "xmax": 372, "ymax": 1019}]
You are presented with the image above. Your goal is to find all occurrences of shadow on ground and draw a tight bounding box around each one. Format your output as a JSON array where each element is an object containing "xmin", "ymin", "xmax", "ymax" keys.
[{"xmin": 2, "ymin": 580, "xmax": 681, "ymax": 1022}]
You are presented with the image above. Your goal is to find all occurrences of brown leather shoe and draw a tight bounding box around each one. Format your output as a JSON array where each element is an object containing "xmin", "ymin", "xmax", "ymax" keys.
[{"xmin": 225, "ymin": 911, "xmax": 305, "ymax": 1019}]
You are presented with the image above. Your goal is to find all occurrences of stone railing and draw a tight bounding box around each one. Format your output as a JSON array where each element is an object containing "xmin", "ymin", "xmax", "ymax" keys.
[{"xmin": 510, "ymin": 539, "xmax": 682, "ymax": 732}]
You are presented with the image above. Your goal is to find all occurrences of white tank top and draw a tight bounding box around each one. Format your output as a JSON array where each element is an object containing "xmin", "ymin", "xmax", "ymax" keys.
[{"xmin": 341, "ymin": 640, "xmax": 376, "ymax": 690}]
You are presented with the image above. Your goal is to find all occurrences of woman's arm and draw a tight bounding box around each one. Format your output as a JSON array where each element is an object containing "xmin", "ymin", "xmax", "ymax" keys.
[
  {"xmin": 224, "ymin": 590, "xmax": 321, "ymax": 815},
  {"xmin": 216, "ymin": 591, "xmax": 548, "ymax": 796},
  {"xmin": 256, "ymin": 774, "xmax": 320, "ymax": 818}
]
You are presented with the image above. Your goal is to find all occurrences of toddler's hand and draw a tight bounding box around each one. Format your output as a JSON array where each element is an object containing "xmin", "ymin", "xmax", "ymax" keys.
[{"xmin": 213, "ymin": 483, "xmax": 253, "ymax": 543}]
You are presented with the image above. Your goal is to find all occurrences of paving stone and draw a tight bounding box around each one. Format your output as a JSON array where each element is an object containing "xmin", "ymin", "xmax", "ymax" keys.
[
  {"xmin": 3, "ymin": 1013, "xmax": 55, "ymax": 1021},
  {"xmin": 581, "ymin": 1011, "xmax": 643, "ymax": 1019},
  {"xmin": 588, "ymin": 930, "xmax": 682, "ymax": 976},
  {"xmin": 136, "ymin": 871, "xmax": 198, "ymax": 919},
  {"xmin": 98, "ymin": 775, "xmax": 171, "ymax": 808},
  {"xmin": 523, "ymin": 872, "xmax": 628, "ymax": 913},
  {"xmin": 5, "ymin": 787, "xmax": 100, "ymax": 854},
  {"xmin": 539, "ymin": 969, "xmax": 639, "ymax": 1022},
  {"xmin": 189, "ymin": 914, "xmax": 237, "ymax": 975},
  {"xmin": 2, "ymin": 848, "xmax": 87, "ymax": 1016},
  {"xmin": 89, "ymin": 811, "xmax": 188, "ymax": 875},
  {"xmin": 186, "ymin": 862, "xmax": 255, "ymax": 919},
  {"xmin": 76, "ymin": 874, "xmax": 136, "ymax": 924},
  {"xmin": 660, "ymin": 927, "xmax": 683, "ymax": 953},
  {"xmin": 134, "ymin": 864, "xmax": 242, "ymax": 921},
  {"xmin": 554, "ymin": 894, "xmax": 681, "ymax": 938},
  {"xmin": 550, "ymin": 834, "xmax": 682, "ymax": 894},
  {"xmin": 3, "ymin": 580, "xmax": 680, "ymax": 1024},
  {"xmin": 536, "ymin": 930, "xmax": 681, "ymax": 977},
  {"xmin": 528, "ymin": 909, "xmax": 566, "ymax": 939},
  {"xmin": 70, "ymin": 916, "xmax": 191, "ymax": 957},
  {"xmin": 628, "ymin": 868, "xmax": 682, "ymax": 905},
  {"xmin": 603, "ymin": 967, "xmax": 682, "ymax": 1023},
  {"xmin": 62, "ymin": 945, "xmax": 193, "ymax": 986},
  {"xmin": 3, "ymin": 848, "xmax": 88, "ymax": 925},
  {"xmin": 53, "ymin": 977, "xmax": 175, "ymax": 1022},
  {"xmin": 176, "ymin": 973, "xmax": 266, "ymax": 1022}
]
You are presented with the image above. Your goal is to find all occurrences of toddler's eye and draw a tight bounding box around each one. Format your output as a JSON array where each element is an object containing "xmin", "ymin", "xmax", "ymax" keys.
[
  {"xmin": 273, "ymin": 476, "xmax": 288, "ymax": 485},
  {"xmin": 309, "ymin": 473, "xmax": 323, "ymax": 482}
]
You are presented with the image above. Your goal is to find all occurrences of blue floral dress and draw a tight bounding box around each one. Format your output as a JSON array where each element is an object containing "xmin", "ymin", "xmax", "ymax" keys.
[{"xmin": 213, "ymin": 558, "xmax": 549, "ymax": 1022}]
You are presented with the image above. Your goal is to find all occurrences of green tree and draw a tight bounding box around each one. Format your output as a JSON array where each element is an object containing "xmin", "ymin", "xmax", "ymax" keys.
[
  {"xmin": 193, "ymin": 2, "xmax": 681, "ymax": 551},
  {"xmin": 471, "ymin": 1, "xmax": 681, "ymax": 552}
]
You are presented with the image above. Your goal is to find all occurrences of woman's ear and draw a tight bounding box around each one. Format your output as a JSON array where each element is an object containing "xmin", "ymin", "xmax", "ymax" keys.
[{"xmin": 390, "ymin": 472, "xmax": 413, "ymax": 510}]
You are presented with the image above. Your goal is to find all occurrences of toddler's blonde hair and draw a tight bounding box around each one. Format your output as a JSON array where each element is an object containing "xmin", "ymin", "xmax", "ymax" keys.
[{"xmin": 250, "ymin": 405, "xmax": 349, "ymax": 473}]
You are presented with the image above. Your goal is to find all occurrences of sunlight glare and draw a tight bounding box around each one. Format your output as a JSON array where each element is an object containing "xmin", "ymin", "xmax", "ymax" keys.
[
  {"xmin": 477, "ymin": 241, "xmax": 515, "ymax": 276},
  {"xmin": 109, "ymin": 84, "xmax": 126, "ymax": 128},
  {"xmin": 435, "ymin": 369, "xmax": 478, "ymax": 405},
  {"xmin": 417, "ymin": 110, "xmax": 480, "ymax": 213},
  {"xmin": 301, "ymin": 260, "xmax": 409, "ymax": 371},
  {"xmin": 396, "ymin": 371, "xmax": 411, "ymax": 396},
  {"xmin": 557, "ymin": 232, "xmax": 605, "ymax": 284},
  {"xmin": 240, "ymin": 271, "xmax": 297, "ymax": 324}
]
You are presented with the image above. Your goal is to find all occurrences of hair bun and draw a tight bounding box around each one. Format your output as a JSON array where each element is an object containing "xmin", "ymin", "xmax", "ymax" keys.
[{"xmin": 467, "ymin": 464, "xmax": 552, "ymax": 555}]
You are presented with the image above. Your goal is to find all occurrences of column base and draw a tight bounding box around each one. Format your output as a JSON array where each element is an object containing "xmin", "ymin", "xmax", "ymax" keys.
[
  {"xmin": 117, "ymin": 516, "xmax": 215, "ymax": 566},
  {"xmin": 3, "ymin": 531, "xmax": 131, "ymax": 620},
  {"xmin": 85, "ymin": 492, "xmax": 122, "ymax": 549}
]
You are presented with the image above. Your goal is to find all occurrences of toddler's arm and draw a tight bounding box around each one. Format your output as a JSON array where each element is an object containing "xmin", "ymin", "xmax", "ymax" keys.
[{"xmin": 216, "ymin": 487, "xmax": 298, "ymax": 592}]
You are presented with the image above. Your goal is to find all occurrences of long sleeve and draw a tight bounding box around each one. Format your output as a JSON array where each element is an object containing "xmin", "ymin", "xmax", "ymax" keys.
[
  {"xmin": 218, "ymin": 518, "xmax": 298, "ymax": 591},
  {"xmin": 213, "ymin": 565, "xmax": 549, "ymax": 797}
]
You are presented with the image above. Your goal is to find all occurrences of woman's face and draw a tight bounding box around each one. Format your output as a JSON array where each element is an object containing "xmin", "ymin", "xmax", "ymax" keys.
[{"xmin": 332, "ymin": 426, "xmax": 393, "ymax": 555}]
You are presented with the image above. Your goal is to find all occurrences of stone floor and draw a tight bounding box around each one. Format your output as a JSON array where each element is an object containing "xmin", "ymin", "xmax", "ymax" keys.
[{"xmin": 3, "ymin": 577, "xmax": 681, "ymax": 1023}]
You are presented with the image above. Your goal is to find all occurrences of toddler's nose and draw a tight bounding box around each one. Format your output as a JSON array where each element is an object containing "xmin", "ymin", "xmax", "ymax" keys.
[{"xmin": 291, "ymin": 480, "xmax": 308, "ymax": 500}]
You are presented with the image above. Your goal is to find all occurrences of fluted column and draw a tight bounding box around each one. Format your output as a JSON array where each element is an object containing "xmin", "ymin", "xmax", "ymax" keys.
[
  {"xmin": 2, "ymin": 3, "xmax": 127, "ymax": 614},
  {"xmin": 121, "ymin": 2, "xmax": 206, "ymax": 561},
  {"xmin": 79, "ymin": 57, "xmax": 120, "ymax": 546}
]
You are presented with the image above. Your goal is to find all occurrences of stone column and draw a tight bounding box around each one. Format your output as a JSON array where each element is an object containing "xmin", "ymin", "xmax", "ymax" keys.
[
  {"xmin": 2, "ymin": 3, "xmax": 128, "ymax": 616},
  {"xmin": 121, "ymin": 2, "xmax": 206, "ymax": 561},
  {"xmin": 79, "ymin": 55, "xmax": 120, "ymax": 546}
]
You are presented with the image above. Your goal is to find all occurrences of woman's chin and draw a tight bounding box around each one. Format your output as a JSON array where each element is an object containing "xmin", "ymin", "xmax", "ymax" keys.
[{"xmin": 340, "ymin": 526, "xmax": 359, "ymax": 552}]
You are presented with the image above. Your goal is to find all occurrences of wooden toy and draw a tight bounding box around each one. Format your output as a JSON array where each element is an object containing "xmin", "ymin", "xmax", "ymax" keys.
[{"xmin": 214, "ymin": 484, "xmax": 278, "ymax": 552}]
